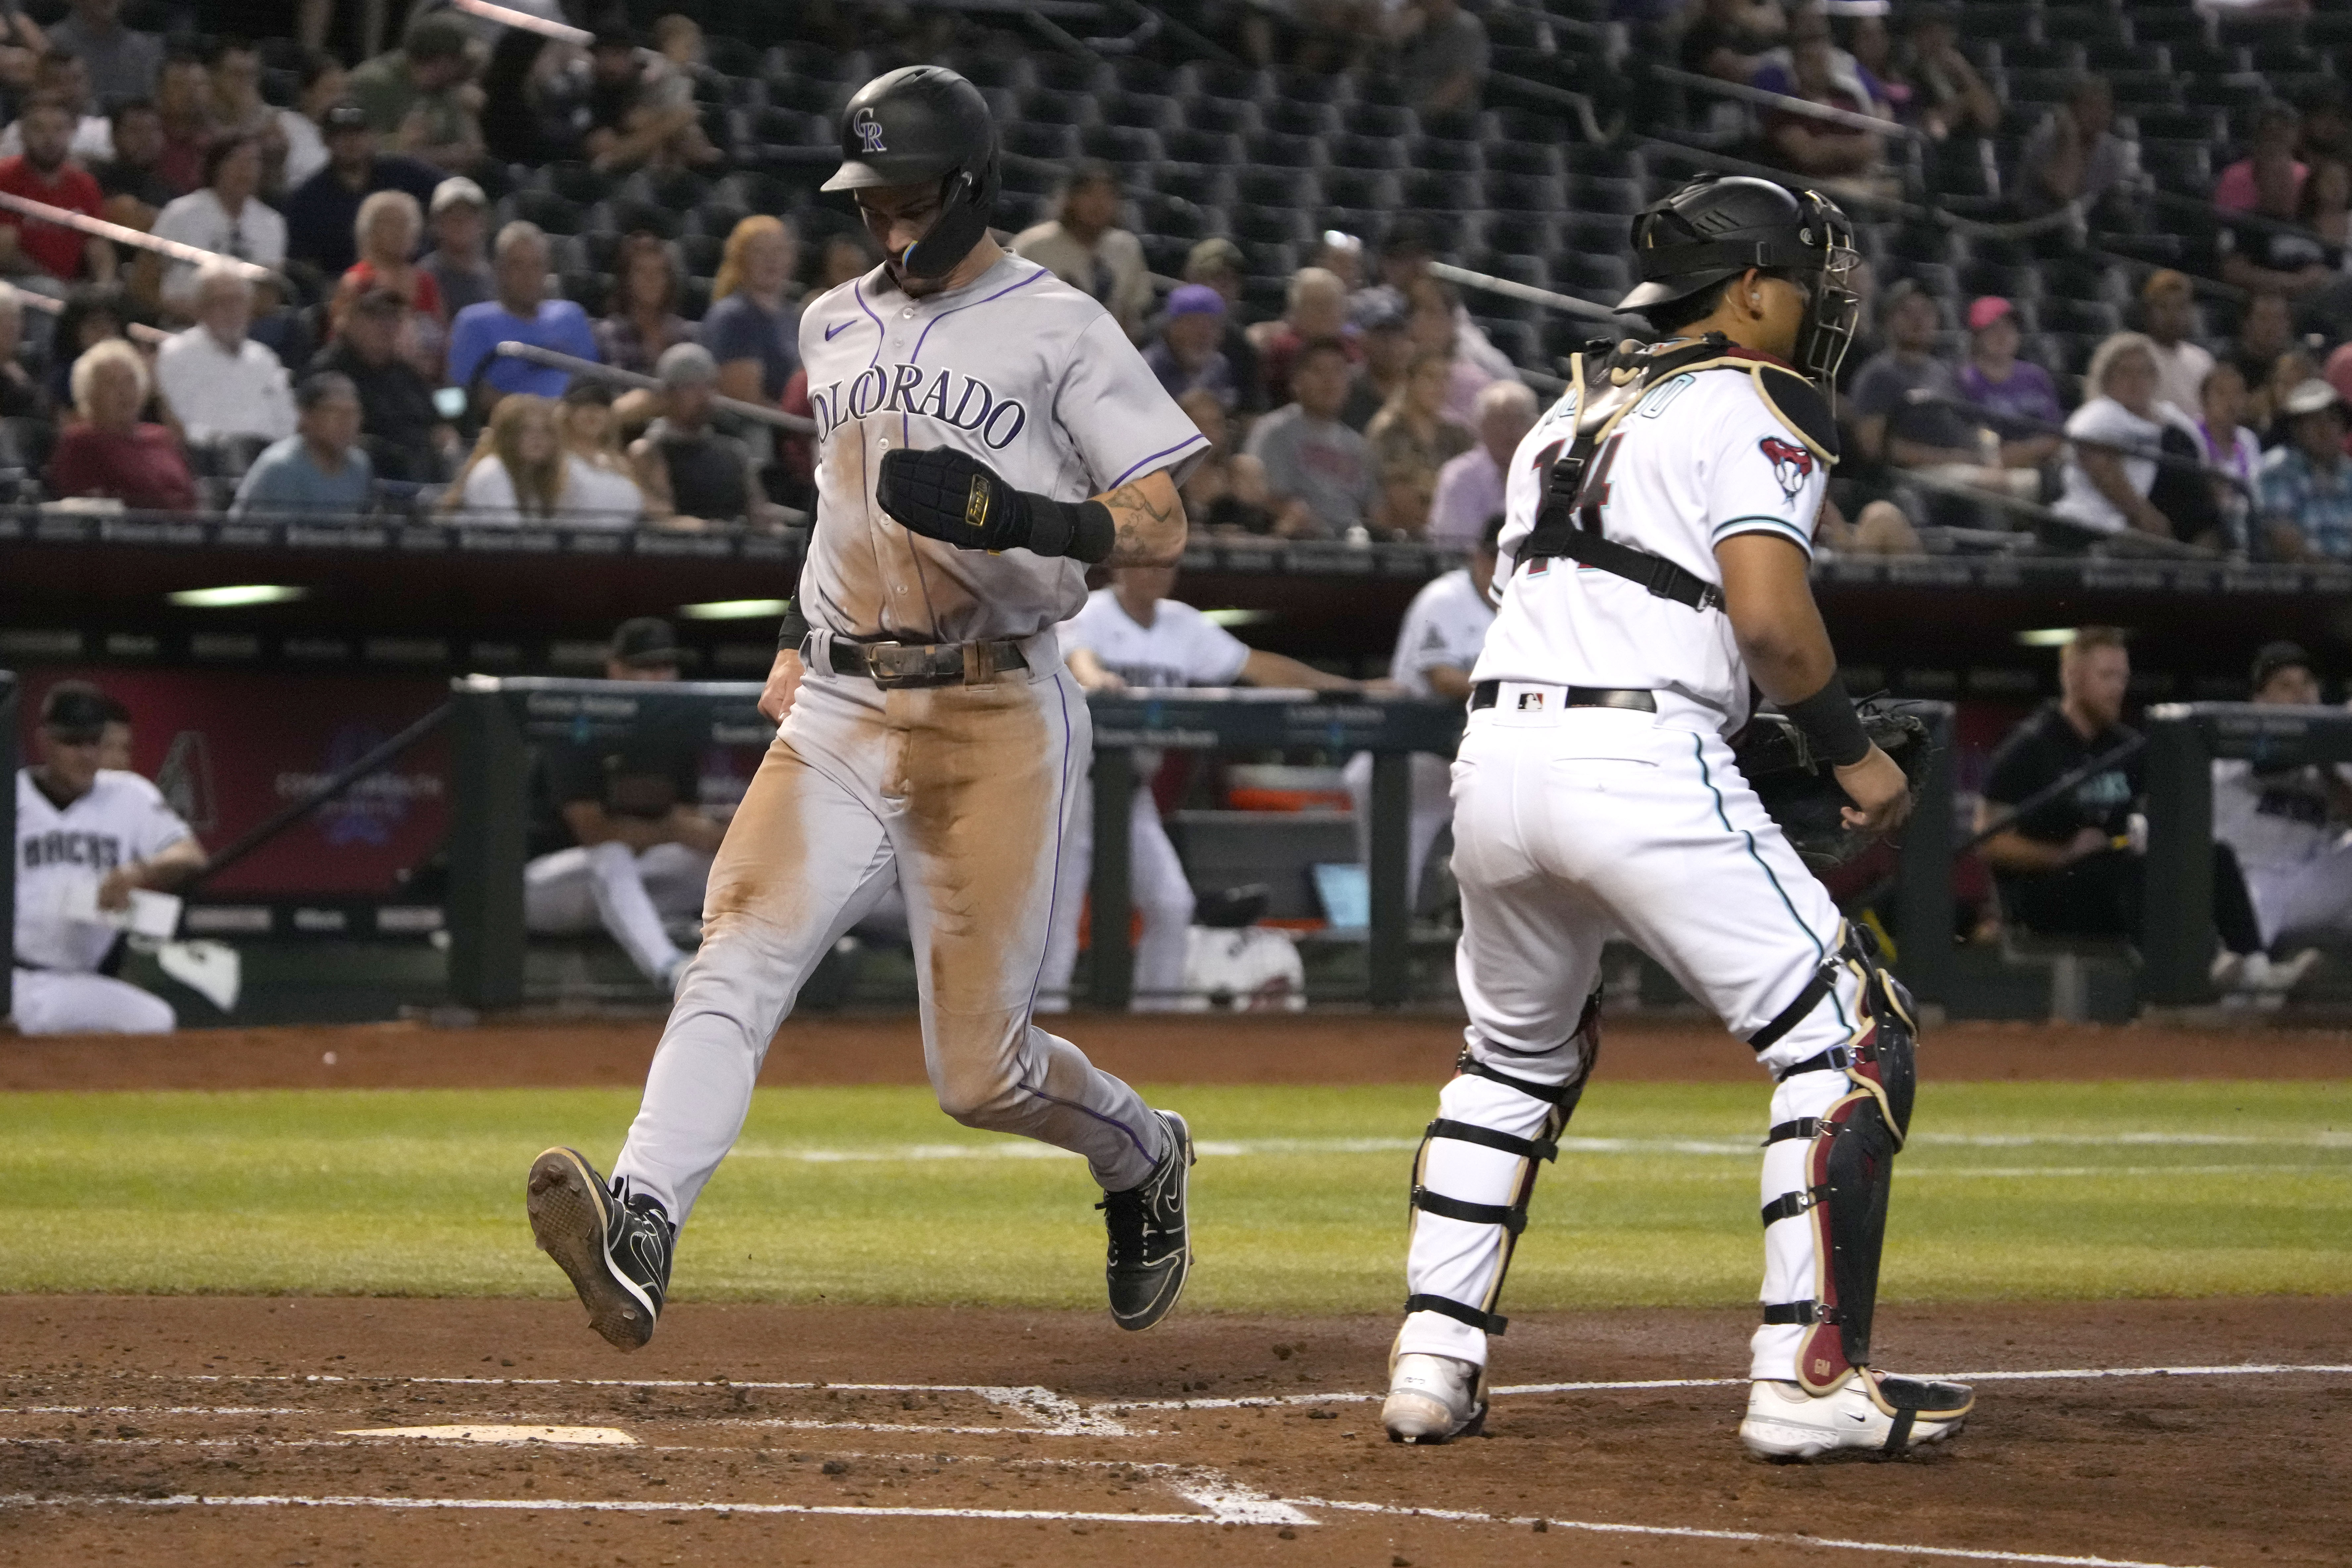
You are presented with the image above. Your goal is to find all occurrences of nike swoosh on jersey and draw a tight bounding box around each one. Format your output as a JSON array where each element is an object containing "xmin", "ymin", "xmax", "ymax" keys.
[{"xmin": 824, "ymin": 321, "xmax": 855, "ymax": 341}]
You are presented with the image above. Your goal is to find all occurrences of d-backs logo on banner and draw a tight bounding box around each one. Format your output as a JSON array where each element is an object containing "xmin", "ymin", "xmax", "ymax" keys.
[{"xmin": 1759, "ymin": 436, "xmax": 1816, "ymax": 499}]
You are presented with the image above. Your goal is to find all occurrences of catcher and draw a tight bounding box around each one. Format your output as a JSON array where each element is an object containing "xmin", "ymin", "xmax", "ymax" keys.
[{"xmin": 1380, "ymin": 175, "xmax": 1971, "ymax": 1459}]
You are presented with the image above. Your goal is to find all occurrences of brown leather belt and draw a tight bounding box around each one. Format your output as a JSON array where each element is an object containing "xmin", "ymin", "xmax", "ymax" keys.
[
  {"xmin": 825, "ymin": 636, "xmax": 1030, "ymax": 689},
  {"xmin": 1470, "ymin": 682, "xmax": 1655, "ymax": 712}
]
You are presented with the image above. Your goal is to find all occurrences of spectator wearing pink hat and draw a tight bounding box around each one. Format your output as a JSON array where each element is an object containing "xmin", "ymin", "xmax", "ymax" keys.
[
  {"xmin": 1956, "ymin": 296, "xmax": 2062, "ymax": 470},
  {"xmin": 1143, "ymin": 285, "xmax": 1239, "ymax": 411}
]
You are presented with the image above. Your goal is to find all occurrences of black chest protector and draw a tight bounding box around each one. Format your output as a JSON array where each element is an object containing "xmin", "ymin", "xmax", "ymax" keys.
[{"xmin": 1517, "ymin": 334, "xmax": 1841, "ymax": 612}]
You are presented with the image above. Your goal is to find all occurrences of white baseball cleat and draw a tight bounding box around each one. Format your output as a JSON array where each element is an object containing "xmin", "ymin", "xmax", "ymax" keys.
[
  {"xmin": 1382, "ymin": 1352, "xmax": 1486, "ymax": 1444},
  {"xmin": 1739, "ymin": 1373, "xmax": 1972, "ymax": 1460}
]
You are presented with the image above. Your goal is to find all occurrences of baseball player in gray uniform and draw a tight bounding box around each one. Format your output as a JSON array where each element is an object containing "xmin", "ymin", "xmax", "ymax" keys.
[{"xmin": 527, "ymin": 66, "xmax": 1211, "ymax": 1349}]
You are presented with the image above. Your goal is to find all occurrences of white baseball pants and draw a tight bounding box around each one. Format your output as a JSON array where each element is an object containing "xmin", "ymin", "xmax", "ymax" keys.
[
  {"xmin": 611, "ymin": 632, "xmax": 1167, "ymax": 1226},
  {"xmin": 2244, "ymin": 846, "xmax": 2352, "ymax": 946},
  {"xmin": 1037, "ymin": 780, "xmax": 1197, "ymax": 1013},
  {"xmin": 1342, "ymin": 750, "xmax": 1456, "ymax": 912},
  {"xmin": 1397, "ymin": 693, "xmax": 1865, "ymax": 1385},
  {"xmin": 525, "ymin": 840, "xmax": 714, "ymax": 983},
  {"xmin": 11, "ymin": 970, "xmax": 175, "ymax": 1034}
]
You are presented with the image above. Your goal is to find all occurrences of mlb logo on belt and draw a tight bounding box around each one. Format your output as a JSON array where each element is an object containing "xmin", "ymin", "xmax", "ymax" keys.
[{"xmin": 1516, "ymin": 691, "xmax": 1545, "ymax": 712}]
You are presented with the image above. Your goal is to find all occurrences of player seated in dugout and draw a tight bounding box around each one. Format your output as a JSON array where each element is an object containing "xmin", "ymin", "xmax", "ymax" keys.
[
  {"xmin": 1975, "ymin": 627, "xmax": 2301, "ymax": 995},
  {"xmin": 2212, "ymin": 641, "xmax": 2348, "ymax": 967},
  {"xmin": 522, "ymin": 617, "xmax": 726, "ymax": 996},
  {"xmin": 11, "ymin": 682, "xmax": 206, "ymax": 1036}
]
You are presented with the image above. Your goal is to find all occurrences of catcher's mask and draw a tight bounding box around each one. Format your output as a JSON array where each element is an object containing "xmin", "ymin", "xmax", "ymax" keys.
[{"xmin": 1620, "ymin": 175, "xmax": 1862, "ymax": 386}]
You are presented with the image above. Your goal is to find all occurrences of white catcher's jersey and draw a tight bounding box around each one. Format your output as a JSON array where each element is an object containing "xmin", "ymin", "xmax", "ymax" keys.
[
  {"xmin": 1062, "ymin": 588, "xmax": 1251, "ymax": 691},
  {"xmin": 14, "ymin": 768, "xmax": 195, "ymax": 972},
  {"xmin": 1474, "ymin": 361, "xmax": 1832, "ymax": 733},
  {"xmin": 1386, "ymin": 568, "xmax": 1495, "ymax": 698},
  {"xmin": 795, "ymin": 255, "xmax": 1210, "ymax": 645}
]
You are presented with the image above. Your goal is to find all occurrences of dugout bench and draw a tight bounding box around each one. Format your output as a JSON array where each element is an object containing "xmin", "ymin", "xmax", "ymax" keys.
[
  {"xmin": 2138, "ymin": 702, "xmax": 2352, "ymax": 1007},
  {"xmin": 440, "ymin": 678, "xmax": 1956, "ymax": 1015}
]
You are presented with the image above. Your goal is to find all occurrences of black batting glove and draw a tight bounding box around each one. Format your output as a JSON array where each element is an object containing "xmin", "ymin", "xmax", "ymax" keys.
[{"xmin": 876, "ymin": 446, "xmax": 1116, "ymax": 562}]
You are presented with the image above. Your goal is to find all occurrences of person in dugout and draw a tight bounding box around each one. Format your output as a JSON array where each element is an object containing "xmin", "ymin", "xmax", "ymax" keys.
[{"xmin": 522, "ymin": 618, "xmax": 725, "ymax": 994}]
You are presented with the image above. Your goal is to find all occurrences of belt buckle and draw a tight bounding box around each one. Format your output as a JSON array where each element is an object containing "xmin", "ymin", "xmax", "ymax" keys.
[{"xmin": 865, "ymin": 642, "xmax": 931, "ymax": 688}]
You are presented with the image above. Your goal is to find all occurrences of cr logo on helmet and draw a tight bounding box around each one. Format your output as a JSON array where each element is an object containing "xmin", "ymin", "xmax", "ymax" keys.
[{"xmin": 853, "ymin": 107, "xmax": 886, "ymax": 154}]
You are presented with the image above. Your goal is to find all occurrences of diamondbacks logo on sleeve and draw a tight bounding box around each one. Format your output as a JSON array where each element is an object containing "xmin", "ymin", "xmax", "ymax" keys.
[{"xmin": 1759, "ymin": 436, "xmax": 1816, "ymax": 499}]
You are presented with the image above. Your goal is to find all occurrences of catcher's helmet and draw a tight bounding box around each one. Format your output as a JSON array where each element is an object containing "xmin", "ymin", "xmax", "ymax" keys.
[
  {"xmin": 1618, "ymin": 175, "xmax": 1861, "ymax": 383},
  {"xmin": 821, "ymin": 66, "xmax": 999, "ymax": 281}
]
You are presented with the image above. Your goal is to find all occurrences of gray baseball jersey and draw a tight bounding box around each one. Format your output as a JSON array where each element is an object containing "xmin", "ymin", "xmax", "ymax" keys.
[{"xmin": 796, "ymin": 254, "xmax": 1210, "ymax": 644}]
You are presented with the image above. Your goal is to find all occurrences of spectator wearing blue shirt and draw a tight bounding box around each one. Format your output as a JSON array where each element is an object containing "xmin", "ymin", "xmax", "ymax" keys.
[
  {"xmin": 446, "ymin": 221, "xmax": 599, "ymax": 415},
  {"xmin": 2259, "ymin": 379, "xmax": 2352, "ymax": 561},
  {"xmin": 231, "ymin": 373, "xmax": 374, "ymax": 518},
  {"xmin": 697, "ymin": 214, "xmax": 799, "ymax": 406}
]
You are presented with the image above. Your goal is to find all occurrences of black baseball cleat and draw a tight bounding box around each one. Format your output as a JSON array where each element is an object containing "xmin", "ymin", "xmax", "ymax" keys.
[
  {"xmin": 1098, "ymin": 1110, "xmax": 1194, "ymax": 1331},
  {"xmin": 527, "ymin": 1147, "xmax": 674, "ymax": 1351}
]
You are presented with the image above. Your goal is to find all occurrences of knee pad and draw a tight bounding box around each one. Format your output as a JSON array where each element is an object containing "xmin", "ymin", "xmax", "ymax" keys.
[
  {"xmin": 1760, "ymin": 929, "xmax": 1918, "ymax": 1395},
  {"xmin": 1404, "ymin": 989, "xmax": 1601, "ymax": 1335}
]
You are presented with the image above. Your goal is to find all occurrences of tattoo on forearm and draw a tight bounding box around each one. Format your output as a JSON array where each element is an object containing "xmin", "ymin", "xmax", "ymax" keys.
[{"xmin": 1101, "ymin": 478, "xmax": 1182, "ymax": 564}]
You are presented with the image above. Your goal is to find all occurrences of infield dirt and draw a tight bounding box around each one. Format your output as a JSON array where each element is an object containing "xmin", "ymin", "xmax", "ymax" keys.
[{"xmin": 2, "ymin": 1295, "xmax": 2346, "ymax": 1568}]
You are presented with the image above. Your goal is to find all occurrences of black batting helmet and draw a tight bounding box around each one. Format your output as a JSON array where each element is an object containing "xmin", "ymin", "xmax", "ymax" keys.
[
  {"xmin": 1620, "ymin": 175, "xmax": 1861, "ymax": 382},
  {"xmin": 821, "ymin": 66, "xmax": 999, "ymax": 281}
]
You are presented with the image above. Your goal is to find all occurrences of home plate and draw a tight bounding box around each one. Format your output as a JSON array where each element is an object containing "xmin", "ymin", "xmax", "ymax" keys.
[{"xmin": 336, "ymin": 1425, "xmax": 637, "ymax": 1446}]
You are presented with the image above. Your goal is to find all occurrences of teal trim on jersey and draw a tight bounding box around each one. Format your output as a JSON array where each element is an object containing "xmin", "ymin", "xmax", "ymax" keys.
[
  {"xmin": 1709, "ymin": 513, "xmax": 1815, "ymax": 556},
  {"xmin": 1688, "ymin": 731, "xmax": 1851, "ymax": 1035}
]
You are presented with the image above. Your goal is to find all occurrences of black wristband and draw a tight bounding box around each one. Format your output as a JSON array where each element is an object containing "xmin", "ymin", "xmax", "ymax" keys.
[
  {"xmin": 1781, "ymin": 675, "xmax": 1872, "ymax": 769},
  {"xmin": 1019, "ymin": 496, "xmax": 1116, "ymax": 562},
  {"xmin": 775, "ymin": 597, "xmax": 810, "ymax": 653}
]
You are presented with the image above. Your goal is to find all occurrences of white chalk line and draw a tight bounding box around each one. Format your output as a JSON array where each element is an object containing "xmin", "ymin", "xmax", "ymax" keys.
[
  {"xmin": 729, "ymin": 1130, "xmax": 2351, "ymax": 1164},
  {"xmin": 0, "ymin": 1489, "xmax": 2214, "ymax": 1564},
  {"xmin": 1118, "ymin": 1361, "xmax": 2352, "ymax": 1412},
  {"xmin": 1292, "ymin": 1496, "xmax": 2210, "ymax": 1568}
]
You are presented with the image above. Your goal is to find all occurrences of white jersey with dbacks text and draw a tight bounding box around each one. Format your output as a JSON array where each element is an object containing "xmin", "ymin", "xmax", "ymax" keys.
[
  {"xmin": 14, "ymin": 769, "xmax": 196, "ymax": 972},
  {"xmin": 1062, "ymin": 587, "xmax": 1251, "ymax": 691},
  {"xmin": 1386, "ymin": 568, "xmax": 1495, "ymax": 696},
  {"xmin": 1476, "ymin": 361, "xmax": 1831, "ymax": 732},
  {"xmin": 795, "ymin": 254, "xmax": 1211, "ymax": 646}
]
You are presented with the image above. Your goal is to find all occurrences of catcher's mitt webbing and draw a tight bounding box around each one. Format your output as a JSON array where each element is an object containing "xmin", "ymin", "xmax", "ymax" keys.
[{"xmin": 1740, "ymin": 704, "xmax": 1935, "ymax": 870}]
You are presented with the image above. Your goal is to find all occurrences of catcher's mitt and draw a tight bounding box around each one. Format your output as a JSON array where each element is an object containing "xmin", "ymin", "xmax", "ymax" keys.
[{"xmin": 1736, "ymin": 701, "xmax": 1936, "ymax": 870}]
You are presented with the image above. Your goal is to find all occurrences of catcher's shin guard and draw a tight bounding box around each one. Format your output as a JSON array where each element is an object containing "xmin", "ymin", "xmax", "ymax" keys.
[
  {"xmin": 1755, "ymin": 927, "xmax": 1969, "ymax": 1433},
  {"xmin": 1399, "ymin": 992, "xmax": 1601, "ymax": 1347}
]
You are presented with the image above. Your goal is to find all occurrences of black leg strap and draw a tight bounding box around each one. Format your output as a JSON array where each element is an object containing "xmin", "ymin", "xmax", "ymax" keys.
[
  {"xmin": 1427, "ymin": 1118, "xmax": 1559, "ymax": 1162},
  {"xmin": 1760, "ymin": 1186, "xmax": 1825, "ymax": 1226},
  {"xmin": 1885, "ymin": 1406, "xmax": 1917, "ymax": 1452},
  {"xmin": 1412, "ymin": 1186, "xmax": 1528, "ymax": 1234},
  {"xmin": 1773, "ymin": 1046, "xmax": 1851, "ymax": 1083},
  {"xmin": 1747, "ymin": 959, "xmax": 1838, "ymax": 1053},
  {"xmin": 1762, "ymin": 1299, "xmax": 1842, "ymax": 1326},
  {"xmin": 1763, "ymin": 1117, "xmax": 1823, "ymax": 1145},
  {"xmin": 1454, "ymin": 1051, "xmax": 1582, "ymax": 1108},
  {"xmin": 1405, "ymin": 1292, "xmax": 1507, "ymax": 1334}
]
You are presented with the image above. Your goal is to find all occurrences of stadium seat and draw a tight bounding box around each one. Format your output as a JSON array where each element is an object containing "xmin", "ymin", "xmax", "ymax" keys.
[
  {"xmin": 606, "ymin": 199, "xmax": 681, "ymax": 240},
  {"xmin": 1339, "ymin": 103, "xmax": 1416, "ymax": 140},
  {"xmin": 1100, "ymin": 91, "xmax": 1181, "ymax": 133},
  {"xmin": 561, "ymin": 270, "xmax": 609, "ymax": 315},
  {"xmin": 1320, "ymin": 168, "xmax": 1397, "ymax": 211},
  {"xmin": 514, "ymin": 191, "xmax": 585, "ymax": 236},
  {"xmin": 1244, "ymin": 132, "xmax": 1323, "ymax": 169},
  {"xmin": 1264, "ymin": 100, "xmax": 1339, "ymax": 139},
  {"xmin": 1182, "ymin": 97, "xmax": 1260, "ymax": 137},
  {"xmin": 1080, "ymin": 125, "xmax": 1166, "ymax": 165},
  {"xmin": 1164, "ymin": 127, "xmax": 1244, "ymax": 166},
  {"xmin": 1325, "ymin": 133, "xmax": 1407, "ymax": 171},
  {"xmin": 1002, "ymin": 122, "xmax": 1079, "ymax": 162},
  {"xmin": 1021, "ymin": 88, "xmax": 1097, "ymax": 127}
]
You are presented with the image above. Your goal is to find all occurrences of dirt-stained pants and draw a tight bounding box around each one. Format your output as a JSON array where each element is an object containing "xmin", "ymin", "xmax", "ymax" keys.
[{"xmin": 612, "ymin": 629, "xmax": 1167, "ymax": 1225}]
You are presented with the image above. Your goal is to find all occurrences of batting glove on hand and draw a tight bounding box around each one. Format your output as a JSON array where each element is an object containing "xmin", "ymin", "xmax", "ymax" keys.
[{"xmin": 876, "ymin": 446, "xmax": 1116, "ymax": 561}]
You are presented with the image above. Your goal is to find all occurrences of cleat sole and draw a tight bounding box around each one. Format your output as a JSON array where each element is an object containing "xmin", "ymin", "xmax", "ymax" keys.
[{"xmin": 527, "ymin": 1147, "xmax": 654, "ymax": 1352}]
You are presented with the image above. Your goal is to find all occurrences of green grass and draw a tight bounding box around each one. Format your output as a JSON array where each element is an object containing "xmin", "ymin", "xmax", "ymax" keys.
[{"xmin": 3, "ymin": 1081, "xmax": 2346, "ymax": 1310}]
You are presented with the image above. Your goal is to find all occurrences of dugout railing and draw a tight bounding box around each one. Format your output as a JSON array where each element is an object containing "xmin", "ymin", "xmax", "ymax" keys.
[
  {"xmin": 439, "ymin": 678, "xmax": 1955, "ymax": 1014},
  {"xmin": 2139, "ymin": 702, "xmax": 2352, "ymax": 1007}
]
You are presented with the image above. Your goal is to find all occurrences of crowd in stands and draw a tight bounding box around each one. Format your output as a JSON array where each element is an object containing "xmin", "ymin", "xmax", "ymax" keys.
[{"xmin": 0, "ymin": 0, "xmax": 2338, "ymax": 554}]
